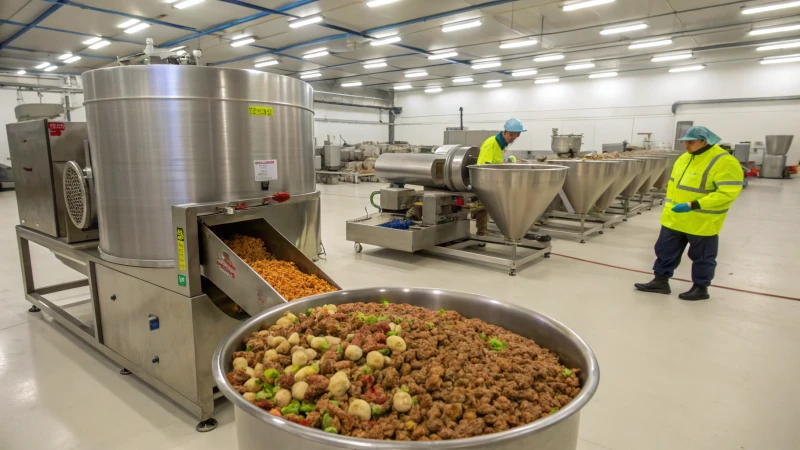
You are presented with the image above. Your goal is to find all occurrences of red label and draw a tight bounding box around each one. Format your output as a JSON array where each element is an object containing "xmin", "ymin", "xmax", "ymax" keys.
[
  {"xmin": 48, "ymin": 122, "xmax": 65, "ymax": 136},
  {"xmin": 216, "ymin": 252, "xmax": 237, "ymax": 279}
]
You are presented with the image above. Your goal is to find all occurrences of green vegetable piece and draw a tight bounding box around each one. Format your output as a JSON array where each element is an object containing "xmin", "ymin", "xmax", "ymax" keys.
[
  {"xmin": 294, "ymin": 317, "xmax": 299, "ymax": 324},
  {"xmin": 329, "ymin": 400, "xmax": 339, "ymax": 406},
  {"xmin": 289, "ymin": 364, "xmax": 300, "ymax": 373},
  {"xmin": 426, "ymin": 322, "xmax": 434, "ymax": 329},
  {"xmin": 372, "ymin": 406, "xmax": 383, "ymax": 416},
  {"xmin": 306, "ymin": 308, "xmax": 313, "ymax": 316},
  {"xmin": 562, "ymin": 368, "xmax": 572, "ymax": 377},
  {"xmin": 488, "ymin": 338, "xmax": 508, "ymax": 351},
  {"xmin": 336, "ymin": 323, "xmax": 341, "ymax": 331},
  {"xmin": 245, "ymin": 346, "xmax": 251, "ymax": 352},
  {"xmin": 300, "ymin": 401, "xmax": 316, "ymax": 413},
  {"xmin": 386, "ymin": 331, "xmax": 398, "ymax": 337},
  {"xmin": 400, "ymin": 385, "xmax": 409, "ymax": 393},
  {"xmin": 439, "ymin": 308, "xmax": 445, "ymax": 314},
  {"xmin": 362, "ymin": 366, "xmax": 373, "ymax": 375},
  {"xmin": 394, "ymin": 318, "xmax": 402, "ymax": 324},
  {"xmin": 406, "ymin": 319, "xmax": 413, "ymax": 326},
  {"xmin": 272, "ymin": 385, "xmax": 281, "ymax": 395},
  {"xmin": 479, "ymin": 332, "xmax": 486, "ymax": 340},
  {"xmin": 382, "ymin": 300, "xmax": 389, "ymax": 306},
  {"xmin": 319, "ymin": 340, "xmax": 330, "ymax": 351},
  {"xmin": 322, "ymin": 413, "xmax": 334, "ymax": 429},
  {"xmin": 550, "ymin": 407, "xmax": 559, "ymax": 414},
  {"xmin": 255, "ymin": 391, "xmax": 272, "ymax": 401},
  {"xmin": 324, "ymin": 427, "xmax": 338, "ymax": 434},
  {"xmin": 346, "ymin": 335, "xmax": 353, "ymax": 342},
  {"xmin": 328, "ymin": 393, "xmax": 335, "ymax": 399},
  {"xmin": 262, "ymin": 383, "xmax": 274, "ymax": 393},
  {"xmin": 357, "ymin": 312, "xmax": 366, "ymax": 321},
  {"xmin": 412, "ymin": 396, "xmax": 418, "ymax": 406},
  {"xmin": 336, "ymin": 345, "xmax": 343, "ymax": 355},
  {"xmin": 264, "ymin": 368, "xmax": 280, "ymax": 382},
  {"xmin": 281, "ymin": 400, "xmax": 300, "ymax": 416},
  {"xmin": 378, "ymin": 315, "xmax": 390, "ymax": 322},
  {"xmin": 378, "ymin": 348, "xmax": 390, "ymax": 356},
  {"xmin": 365, "ymin": 315, "xmax": 378, "ymax": 325}
]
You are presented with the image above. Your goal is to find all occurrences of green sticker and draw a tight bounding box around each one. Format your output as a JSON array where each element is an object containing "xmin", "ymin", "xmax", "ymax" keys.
[{"xmin": 178, "ymin": 274, "xmax": 187, "ymax": 286}]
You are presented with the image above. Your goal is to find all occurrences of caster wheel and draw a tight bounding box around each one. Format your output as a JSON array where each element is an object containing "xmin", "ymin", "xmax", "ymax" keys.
[
  {"xmin": 120, "ymin": 368, "xmax": 132, "ymax": 376},
  {"xmin": 28, "ymin": 305, "xmax": 41, "ymax": 313},
  {"xmin": 509, "ymin": 270, "xmax": 517, "ymax": 277},
  {"xmin": 599, "ymin": 231, "xmax": 604, "ymax": 235},
  {"xmin": 354, "ymin": 243, "xmax": 362, "ymax": 253},
  {"xmin": 610, "ymin": 226, "xmax": 616, "ymax": 229},
  {"xmin": 623, "ymin": 218, "xmax": 628, "ymax": 222},
  {"xmin": 196, "ymin": 418, "xmax": 218, "ymax": 433},
  {"xmin": 637, "ymin": 212, "xmax": 642, "ymax": 215},
  {"xmin": 544, "ymin": 253, "xmax": 551, "ymax": 258},
  {"xmin": 580, "ymin": 240, "xmax": 585, "ymax": 244}
]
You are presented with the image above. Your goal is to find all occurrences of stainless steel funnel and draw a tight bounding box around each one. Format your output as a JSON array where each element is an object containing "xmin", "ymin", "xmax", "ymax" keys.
[
  {"xmin": 619, "ymin": 157, "xmax": 661, "ymax": 198},
  {"xmin": 766, "ymin": 135, "xmax": 794, "ymax": 155},
  {"xmin": 653, "ymin": 152, "xmax": 682, "ymax": 189},
  {"xmin": 469, "ymin": 164, "xmax": 568, "ymax": 241},
  {"xmin": 547, "ymin": 160, "xmax": 622, "ymax": 214},
  {"xmin": 631, "ymin": 156, "xmax": 668, "ymax": 195},
  {"xmin": 595, "ymin": 159, "xmax": 644, "ymax": 210}
]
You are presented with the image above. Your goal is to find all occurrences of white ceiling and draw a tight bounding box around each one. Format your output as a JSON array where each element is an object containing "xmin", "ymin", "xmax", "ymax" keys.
[{"xmin": 1, "ymin": 0, "xmax": 800, "ymax": 91}]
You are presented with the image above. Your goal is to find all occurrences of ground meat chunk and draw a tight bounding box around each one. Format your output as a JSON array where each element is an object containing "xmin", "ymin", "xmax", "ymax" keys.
[
  {"xmin": 277, "ymin": 373, "xmax": 295, "ymax": 389},
  {"xmin": 226, "ymin": 369, "xmax": 250, "ymax": 386},
  {"xmin": 304, "ymin": 374, "xmax": 329, "ymax": 399}
]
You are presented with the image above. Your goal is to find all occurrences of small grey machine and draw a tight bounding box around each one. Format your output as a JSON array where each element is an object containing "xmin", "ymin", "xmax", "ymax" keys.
[
  {"xmin": 346, "ymin": 149, "xmax": 567, "ymax": 276},
  {"xmin": 9, "ymin": 65, "xmax": 339, "ymax": 431},
  {"xmin": 760, "ymin": 135, "xmax": 794, "ymax": 179},
  {"xmin": 551, "ymin": 128, "xmax": 584, "ymax": 158}
]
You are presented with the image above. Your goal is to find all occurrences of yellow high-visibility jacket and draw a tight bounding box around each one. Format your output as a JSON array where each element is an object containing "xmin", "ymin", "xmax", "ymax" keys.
[
  {"xmin": 662, "ymin": 145, "xmax": 744, "ymax": 236},
  {"xmin": 477, "ymin": 133, "xmax": 507, "ymax": 165}
]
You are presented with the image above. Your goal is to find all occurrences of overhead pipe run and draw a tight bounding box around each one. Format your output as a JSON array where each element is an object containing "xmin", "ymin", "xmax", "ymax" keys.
[{"xmin": 672, "ymin": 96, "xmax": 800, "ymax": 113}]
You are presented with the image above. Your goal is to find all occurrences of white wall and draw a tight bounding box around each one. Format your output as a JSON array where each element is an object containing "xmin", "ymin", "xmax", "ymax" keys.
[
  {"xmin": 0, "ymin": 89, "xmax": 85, "ymax": 166},
  {"xmin": 394, "ymin": 61, "xmax": 800, "ymax": 162},
  {"xmin": 313, "ymin": 102, "xmax": 390, "ymax": 146}
]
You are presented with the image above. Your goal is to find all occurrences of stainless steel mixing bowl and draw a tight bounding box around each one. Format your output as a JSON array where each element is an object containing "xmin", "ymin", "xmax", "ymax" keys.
[{"xmin": 213, "ymin": 288, "xmax": 600, "ymax": 449}]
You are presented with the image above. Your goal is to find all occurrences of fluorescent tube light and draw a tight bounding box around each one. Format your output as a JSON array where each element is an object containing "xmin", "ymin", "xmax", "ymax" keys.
[
  {"xmin": 341, "ymin": 81, "xmax": 363, "ymax": 87},
  {"xmin": 364, "ymin": 62, "xmax": 387, "ymax": 68},
  {"xmin": 442, "ymin": 20, "xmax": 482, "ymax": 33},
  {"xmin": 367, "ymin": 0, "xmax": 400, "ymax": 6},
  {"xmin": 303, "ymin": 50, "xmax": 330, "ymax": 59},
  {"xmin": 35, "ymin": 62, "xmax": 50, "ymax": 69},
  {"xmin": 669, "ymin": 65, "xmax": 705, "ymax": 72},
  {"xmin": 393, "ymin": 84, "xmax": 412, "ymax": 90},
  {"xmin": 589, "ymin": 71, "xmax": 617, "ymax": 78},
  {"xmin": 761, "ymin": 55, "xmax": 800, "ymax": 64},
  {"xmin": 534, "ymin": 54, "xmax": 564, "ymax": 62},
  {"xmin": 44, "ymin": 66, "xmax": 58, "ymax": 72},
  {"xmin": 124, "ymin": 23, "xmax": 151, "ymax": 34},
  {"xmin": 231, "ymin": 34, "xmax": 251, "ymax": 41},
  {"xmin": 88, "ymin": 40, "xmax": 110, "ymax": 49},
  {"xmin": 300, "ymin": 71, "xmax": 322, "ymax": 79},
  {"xmin": 511, "ymin": 69, "xmax": 538, "ymax": 76},
  {"xmin": 425, "ymin": 87, "xmax": 443, "ymax": 93},
  {"xmin": 117, "ymin": 19, "xmax": 140, "ymax": 28},
  {"xmin": 170, "ymin": 46, "xmax": 187, "ymax": 51},
  {"xmin": 64, "ymin": 56, "xmax": 81, "ymax": 64},
  {"xmin": 176, "ymin": 50, "xmax": 186, "ymax": 55},
  {"xmin": 535, "ymin": 77, "xmax": 559, "ymax": 84},
  {"xmin": 371, "ymin": 36, "xmax": 401, "ymax": 46},
  {"xmin": 600, "ymin": 23, "xmax": 647, "ymax": 35},
  {"xmin": 373, "ymin": 30, "xmax": 398, "ymax": 39},
  {"xmin": 82, "ymin": 37, "xmax": 102, "ymax": 45},
  {"xmin": 742, "ymin": 1, "xmax": 800, "ymax": 15},
  {"xmin": 254, "ymin": 59, "xmax": 279, "ymax": 67},
  {"xmin": 651, "ymin": 53, "xmax": 692, "ymax": 62},
  {"xmin": 628, "ymin": 39, "xmax": 672, "ymax": 49},
  {"xmin": 231, "ymin": 38, "xmax": 255, "ymax": 47},
  {"xmin": 428, "ymin": 51, "xmax": 458, "ymax": 60},
  {"xmin": 471, "ymin": 62, "xmax": 501, "ymax": 69},
  {"xmin": 757, "ymin": 40, "xmax": 800, "ymax": 51},
  {"xmin": 58, "ymin": 53, "xmax": 72, "ymax": 60},
  {"xmin": 452, "ymin": 77, "xmax": 473, "ymax": 83},
  {"xmin": 750, "ymin": 24, "xmax": 800, "ymax": 35},
  {"xmin": 483, "ymin": 82, "xmax": 502, "ymax": 88},
  {"xmin": 290, "ymin": 15, "xmax": 323, "ymax": 28},
  {"xmin": 563, "ymin": 0, "xmax": 615, "ymax": 11},
  {"xmin": 405, "ymin": 71, "xmax": 428, "ymax": 77},
  {"xmin": 174, "ymin": 0, "xmax": 205, "ymax": 9},
  {"xmin": 565, "ymin": 62, "xmax": 595, "ymax": 70},
  {"xmin": 17, "ymin": 70, "xmax": 26, "ymax": 75},
  {"xmin": 499, "ymin": 40, "xmax": 538, "ymax": 49}
]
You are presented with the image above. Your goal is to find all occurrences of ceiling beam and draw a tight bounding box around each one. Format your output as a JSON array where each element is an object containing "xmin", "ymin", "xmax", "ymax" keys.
[
  {"xmin": 41, "ymin": 0, "xmax": 199, "ymax": 32},
  {"xmin": 363, "ymin": 0, "xmax": 520, "ymax": 36},
  {"xmin": 0, "ymin": 19, "xmax": 145, "ymax": 45},
  {"xmin": 5, "ymin": 46, "xmax": 117, "ymax": 61},
  {"xmin": 0, "ymin": 3, "xmax": 64, "ymax": 50}
]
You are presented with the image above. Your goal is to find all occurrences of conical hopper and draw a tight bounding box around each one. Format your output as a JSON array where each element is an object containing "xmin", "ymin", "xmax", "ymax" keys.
[
  {"xmin": 653, "ymin": 153, "xmax": 682, "ymax": 189},
  {"xmin": 766, "ymin": 135, "xmax": 793, "ymax": 155},
  {"xmin": 595, "ymin": 159, "xmax": 645, "ymax": 210},
  {"xmin": 547, "ymin": 160, "xmax": 622, "ymax": 214},
  {"xmin": 620, "ymin": 157, "xmax": 661, "ymax": 198},
  {"xmin": 469, "ymin": 164, "xmax": 568, "ymax": 241},
  {"xmin": 632, "ymin": 156, "xmax": 668, "ymax": 195}
]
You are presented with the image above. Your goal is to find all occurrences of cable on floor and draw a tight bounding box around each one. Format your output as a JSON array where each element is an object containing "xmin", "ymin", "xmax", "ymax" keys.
[{"xmin": 551, "ymin": 253, "xmax": 800, "ymax": 302}]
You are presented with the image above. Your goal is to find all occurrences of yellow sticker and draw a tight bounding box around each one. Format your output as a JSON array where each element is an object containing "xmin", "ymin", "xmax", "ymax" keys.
[
  {"xmin": 248, "ymin": 106, "xmax": 274, "ymax": 116},
  {"xmin": 176, "ymin": 227, "xmax": 186, "ymax": 272}
]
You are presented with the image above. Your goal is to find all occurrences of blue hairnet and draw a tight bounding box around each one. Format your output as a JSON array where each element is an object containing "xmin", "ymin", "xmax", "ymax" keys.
[{"xmin": 677, "ymin": 126, "xmax": 721, "ymax": 145}]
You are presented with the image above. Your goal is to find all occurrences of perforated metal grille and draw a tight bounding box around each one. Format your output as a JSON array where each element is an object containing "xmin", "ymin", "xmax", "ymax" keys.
[{"xmin": 64, "ymin": 164, "xmax": 87, "ymax": 228}]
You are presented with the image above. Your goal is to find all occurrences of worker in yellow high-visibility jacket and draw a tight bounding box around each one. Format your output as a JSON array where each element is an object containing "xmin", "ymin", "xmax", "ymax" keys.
[
  {"xmin": 473, "ymin": 118, "xmax": 525, "ymax": 236},
  {"xmin": 635, "ymin": 126, "xmax": 744, "ymax": 301}
]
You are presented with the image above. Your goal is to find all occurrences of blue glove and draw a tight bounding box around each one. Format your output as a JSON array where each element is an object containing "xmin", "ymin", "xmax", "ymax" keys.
[{"xmin": 671, "ymin": 203, "xmax": 692, "ymax": 213}]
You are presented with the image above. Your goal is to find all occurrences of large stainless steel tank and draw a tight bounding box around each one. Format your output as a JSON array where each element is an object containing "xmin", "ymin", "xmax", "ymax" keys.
[
  {"xmin": 82, "ymin": 66, "xmax": 316, "ymax": 267},
  {"xmin": 375, "ymin": 146, "xmax": 479, "ymax": 191}
]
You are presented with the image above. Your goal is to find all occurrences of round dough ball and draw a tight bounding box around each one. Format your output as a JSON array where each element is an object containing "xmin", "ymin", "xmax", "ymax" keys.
[
  {"xmin": 292, "ymin": 350, "xmax": 309, "ymax": 367},
  {"xmin": 348, "ymin": 399, "xmax": 371, "ymax": 421},
  {"xmin": 263, "ymin": 349, "xmax": 279, "ymax": 363},
  {"xmin": 393, "ymin": 391, "xmax": 413, "ymax": 413},
  {"xmin": 268, "ymin": 336, "xmax": 286, "ymax": 349},
  {"xmin": 276, "ymin": 316, "xmax": 293, "ymax": 329},
  {"xmin": 325, "ymin": 336, "xmax": 342, "ymax": 346},
  {"xmin": 344, "ymin": 345, "xmax": 363, "ymax": 361},
  {"xmin": 254, "ymin": 363, "xmax": 265, "ymax": 379},
  {"xmin": 306, "ymin": 334, "xmax": 315, "ymax": 345},
  {"xmin": 233, "ymin": 357, "xmax": 248, "ymax": 370},
  {"xmin": 366, "ymin": 351, "xmax": 385, "ymax": 370},
  {"xmin": 243, "ymin": 377, "xmax": 262, "ymax": 393},
  {"xmin": 386, "ymin": 335, "xmax": 407, "ymax": 353},
  {"xmin": 274, "ymin": 389, "xmax": 292, "ymax": 407},
  {"xmin": 295, "ymin": 365, "xmax": 317, "ymax": 382},
  {"xmin": 328, "ymin": 371, "xmax": 351, "ymax": 397},
  {"xmin": 245, "ymin": 367, "xmax": 256, "ymax": 378},
  {"xmin": 304, "ymin": 348, "xmax": 317, "ymax": 361},
  {"xmin": 287, "ymin": 332, "xmax": 300, "ymax": 346},
  {"xmin": 257, "ymin": 330, "xmax": 269, "ymax": 336},
  {"xmin": 275, "ymin": 340, "xmax": 291, "ymax": 355},
  {"xmin": 292, "ymin": 381, "xmax": 309, "ymax": 400},
  {"xmin": 310, "ymin": 337, "xmax": 328, "ymax": 350},
  {"xmin": 243, "ymin": 392, "xmax": 256, "ymax": 403}
]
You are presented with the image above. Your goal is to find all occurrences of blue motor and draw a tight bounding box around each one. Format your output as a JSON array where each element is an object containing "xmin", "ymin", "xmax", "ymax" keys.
[{"xmin": 379, "ymin": 219, "xmax": 416, "ymax": 230}]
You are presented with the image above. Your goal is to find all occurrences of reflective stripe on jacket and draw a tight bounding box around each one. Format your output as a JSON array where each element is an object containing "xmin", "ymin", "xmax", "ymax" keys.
[
  {"xmin": 662, "ymin": 144, "xmax": 744, "ymax": 236},
  {"xmin": 477, "ymin": 133, "xmax": 506, "ymax": 164}
]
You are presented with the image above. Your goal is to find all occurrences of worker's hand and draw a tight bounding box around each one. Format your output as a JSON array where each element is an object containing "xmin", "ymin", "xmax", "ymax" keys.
[
  {"xmin": 671, "ymin": 203, "xmax": 692, "ymax": 213},
  {"xmin": 506, "ymin": 155, "xmax": 517, "ymax": 163}
]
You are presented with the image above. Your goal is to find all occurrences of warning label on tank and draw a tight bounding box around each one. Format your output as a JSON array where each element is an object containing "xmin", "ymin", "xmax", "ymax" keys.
[
  {"xmin": 254, "ymin": 160, "xmax": 278, "ymax": 181},
  {"xmin": 248, "ymin": 106, "xmax": 274, "ymax": 116},
  {"xmin": 217, "ymin": 251, "xmax": 236, "ymax": 279},
  {"xmin": 176, "ymin": 227, "xmax": 186, "ymax": 271}
]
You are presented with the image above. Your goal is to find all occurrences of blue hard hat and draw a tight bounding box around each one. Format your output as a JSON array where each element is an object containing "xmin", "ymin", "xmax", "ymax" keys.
[
  {"xmin": 504, "ymin": 118, "xmax": 527, "ymax": 133},
  {"xmin": 677, "ymin": 126, "xmax": 721, "ymax": 145}
]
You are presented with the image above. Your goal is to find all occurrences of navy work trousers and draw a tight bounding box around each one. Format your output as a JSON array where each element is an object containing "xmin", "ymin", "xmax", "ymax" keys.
[{"xmin": 653, "ymin": 226, "xmax": 719, "ymax": 287}]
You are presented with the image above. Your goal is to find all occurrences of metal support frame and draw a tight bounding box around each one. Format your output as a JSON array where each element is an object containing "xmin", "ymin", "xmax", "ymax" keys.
[
  {"xmin": 0, "ymin": 4, "xmax": 64, "ymax": 50},
  {"xmin": 538, "ymin": 211, "xmax": 607, "ymax": 243},
  {"xmin": 425, "ymin": 234, "xmax": 551, "ymax": 276}
]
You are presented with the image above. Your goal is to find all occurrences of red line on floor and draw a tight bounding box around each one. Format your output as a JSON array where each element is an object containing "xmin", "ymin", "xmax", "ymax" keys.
[{"xmin": 551, "ymin": 253, "xmax": 800, "ymax": 302}]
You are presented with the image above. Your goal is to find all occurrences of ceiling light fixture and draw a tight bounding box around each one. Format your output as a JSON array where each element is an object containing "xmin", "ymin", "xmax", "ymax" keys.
[
  {"xmin": 341, "ymin": 81, "xmax": 363, "ymax": 87},
  {"xmin": 35, "ymin": 62, "xmax": 50, "ymax": 69},
  {"xmin": 452, "ymin": 77, "xmax": 473, "ymax": 83},
  {"xmin": 533, "ymin": 54, "xmax": 565, "ymax": 62},
  {"xmin": 88, "ymin": 40, "xmax": 111, "ymax": 50},
  {"xmin": 58, "ymin": 53, "xmax": 72, "ymax": 60},
  {"xmin": 176, "ymin": 50, "xmax": 186, "ymax": 55},
  {"xmin": 170, "ymin": 46, "xmax": 187, "ymax": 52},
  {"xmin": 628, "ymin": 39, "xmax": 672, "ymax": 49},
  {"xmin": 589, "ymin": 71, "xmax": 618, "ymax": 78},
  {"xmin": 471, "ymin": 61, "xmax": 501, "ymax": 69},
  {"xmin": 757, "ymin": 40, "xmax": 800, "ymax": 51},
  {"xmin": 290, "ymin": 15, "xmax": 323, "ymax": 28},
  {"xmin": 499, "ymin": 39, "xmax": 538, "ymax": 49},
  {"xmin": 565, "ymin": 62, "xmax": 595, "ymax": 70},
  {"xmin": 231, "ymin": 34, "xmax": 251, "ymax": 40},
  {"xmin": 669, "ymin": 64, "xmax": 705, "ymax": 72},
  {"xmin": 303, "ymin": 49, "xmax": 330, "ymax": 59},
  {"xmin": 742, "ymin": 1, "xmax": 800, "ymax": 15},
  {"xmin": 563, "ymin": 0, "xmax": 615, "ymax": 11},
  {"xmin": 367, "ymin": 0, "xmax": 400, "ymax": 6},
  {"xmin": 371, "ymin": 36, "xmax": 401, "ymax": 46},
  {"xmin": 16, "ymin": 70, "xmax": 26, "ymax": 75},
  {"xmin": 428, "ymin": 51, "xmax": 458, "ymax": 60},
  {"xmin": 425, "ymin": 87, "xmax": 443, "ymax": 93},
  {"xmin": 484, "ymin": 82, "xmax": 502, "ymax": 88},
  {"xmin": 442, "ymin": 19, "xmax": 482, "ymax": 33},
  {"xmin": 761, "ymin": 53, "xmax": 800, "ymax": 64},
  {"xmin": 750, "ymin": 24, "xmax": 800, "ymax": 35},
  {"xmin": 405, "ymin": 71, "xmax": 428, "ymax": 77},
  {"xmin": 393, "ymin": 84, "xmax": 413, "ymax": 90},
  {"xmin": 174, "ymin": 0, "xmax": 205, "ymax": 9},
  {"xmin": 363, "ymin": 62, "xmax": 387, "ymax": 68},
  {"xmin": 117, "ymin": 19, "xmax": 140, "ymax": 28},
  {"xmin": 373, "ymin": 30, "xmax": 399, "ymax": 39},
  {"xmin": 600, "ymin": 23, "xmax": 647, "ymax": 35},
  {"xmin": 254, "ymin": 59, "xmax": 279, "ymax": 67},
  {"xmin": 511, "ymin": 69, "xmax": 538, "ymax": 77},
  {"xmin": 44, "ymin": 66, "xmax": 58, "ymax": 72},
  {"xmin": 124, "ymin": 23, "xmax": 151, "ymax": 34},
  {"xmin": 651, "ymin": 52, "xmax": 692, "ymax": 62},
  {"xmin": 82, "ymin": 37, "xmax": 102, "ymax": 45},
  {"xmin": 535, "ymin": 77, "xmax": 559, "ymax": 84},
  {"xmin": 64, "ymin": 56, "xmax": 81, "ymax": 64},
  {"xmin": 231, "ymin": 38, "xmax": 255, "ymax": 47},
  {"xmin": 300, "ymin": 71, "xmax": 322, "ymax": 79}
]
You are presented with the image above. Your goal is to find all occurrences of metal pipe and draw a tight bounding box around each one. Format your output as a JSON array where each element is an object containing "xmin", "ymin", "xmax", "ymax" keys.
[
  {"xmin": 41, "ymin": 0, "xmax": 200, "ymax": 32},
  {"xmin": 7, "ymin": 46, "xmax": 116, "ymax": 61},
  {"xmin": 0, "ymin": 19, "xmax": 141, "ymax": 44},
  {"xmin": 672, "ymin": 96, "xmax": 800, "ymax": 114},
  {"xmin": 363, "ymin": 0, "xmax": 521, "ymax": 35},
  {"xmin": 0, "ymin": 4, "xmax": 63, "ymax": 50},
  {"xmin": 314, "ymin": 99, "xmax": 400, "ymax": 113}
]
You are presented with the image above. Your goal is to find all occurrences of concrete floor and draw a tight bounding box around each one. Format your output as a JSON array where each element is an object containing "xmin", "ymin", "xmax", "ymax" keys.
[{"xmin": 0, "ymin": 178, "xmax": 798, "ymax": 450}]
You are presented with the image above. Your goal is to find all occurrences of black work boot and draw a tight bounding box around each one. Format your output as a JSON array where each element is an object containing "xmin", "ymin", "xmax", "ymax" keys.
[
  {"xmin": 634, "ymin": 276, "xmax": 671, "ymax": 294},
  {"xmin": 679, "ymin": 285, "xmax": 710, "ymax": 301}
]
